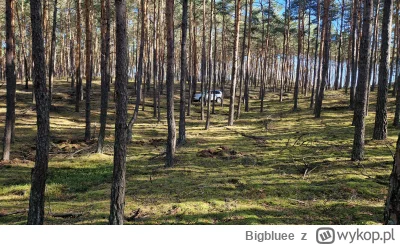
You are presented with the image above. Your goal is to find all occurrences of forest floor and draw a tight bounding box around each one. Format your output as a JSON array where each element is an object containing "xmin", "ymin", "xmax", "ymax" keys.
[{"xmin": 0, "ymin": 79, "xmax": 397, "ymax": 225}]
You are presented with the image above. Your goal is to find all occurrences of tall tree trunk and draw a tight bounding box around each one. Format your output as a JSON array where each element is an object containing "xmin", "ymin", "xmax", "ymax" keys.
[
  {"xmin": 178, "ymin": 0, "xmax": 188, "ymax": 143},
  {"xmin": 205, "ymin": 0, "xmax": 214, "ymax": 129},
  {"xmin": 293, "ymin": 2, "xmax": 302, "ymax": 111},
  {"xmin": 97, "ymin": 0, "xmax": 111, "ymax": 153},
  {"xmin": 310, "ymin": 0, "xmax": 320, "ymax": 108},
  {"xmin": 165, "ymin": 0, "xmax": 176, "ymax": 167},
  {"xmin": 152, "ymin": 0, "xmax": 158, "ymax": 119},
  {"xmin": 15, "ymin": 1, "xmax": 29, "ymax": 90},
  {"xmin": 84, "ymin": 0, "xmax": 93, "ymax": 141},
  {"xmin": 373, "ymin": 0, "xmax": 393, "ymax": 140},
  {"xmin": 236, "ymin": 0, "xmax": 248, "ymax": 119},
  {"xmin": 349, "ymin": 0, "xmax": 359, "ymax": 110},
  {"xmin": 334, "ymin": 0, "xmax": 344, "ymax": 91},
  {"xmin": 211, "ymin": 0, "xmax": 218, "ymax": 115},
  {"xmin": 384, "ymin": 133, "xmax": 400, "ymax": 224},
  {"xmin": 314, "ymin": 0, "xmax": 331, "ymax": 118},
  {"xmin": 75, "ymin": 0, "xmax": 82, "ymax": 112},
  {"xmin": 351, "ymin": 0, "xmax": 373, "ymax": 161},
  {"xmin": 127, "ymin": 0, "xmax": 147, "ymax": 142},
  {"xmin": 109, "ymin": 0, "xmax": 128, "ymax": 225},
  {"xmin": 228, "ymin": 0, "xmax": 241, "ymax": 126},
  {"xmin": 303, "ymin": 8, "xmax": 311, "ymax": 97},
  {"xmin": 393, "ymin": 1, "xmax": 400, "ymax": 125},
  {"xmin": 48, "ymin": 0, "xmax": 57, "ymax": 108},
  {"xmin": 2, "ymin": 0, "xmax": 16, "ymax": 161},
  {"xmin": 244, "ymin": 0, "xmax": 253, "ymax": 113},
  {"xmin": 68, "ymin": 2, "xmax": 75, "ymax": 89},
  {"xmin": 200, "ymin": 0, "xmax": 206, "ymax": 121},
  {"xmin": 27, "ymin": 0, "xmax": 50, "ymax": 225}
]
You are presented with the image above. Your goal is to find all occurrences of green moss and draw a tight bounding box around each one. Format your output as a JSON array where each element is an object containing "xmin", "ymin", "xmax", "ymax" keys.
[{"xmin": 0, "ymin": 80, "xmax": 395, "ymax": 224}]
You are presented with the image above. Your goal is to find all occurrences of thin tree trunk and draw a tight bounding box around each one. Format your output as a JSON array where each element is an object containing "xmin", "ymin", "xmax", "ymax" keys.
[
  {"xmin": 228, "ymin": 0, "xmax": 241, "ymax": 126},
  {"xmin": 127, "ymin": 0, "xmax": 146, "ymax": 141},
  {"xmin": 236, "ymin": 0, "xmax": 248, "ymax": 119},
  {"xmin": 84, "ymin": 0, "xmax": 93, "ymax": 141},
  {"xmin": 97, "ymin": 0, "xmax": 111, "ymax": 153},
  {"xmin": 48, "ymin": 0, "xmax": 57, "ymax": 108},
  {"xmin": 314, "ymin": 0, "xmax": 331, "ymax": 118},
  {"xmin": 178, "ymin": 0, "xmax": 188, "ymax": 143},
  {"xmin": 75, "ymin": 0, "xmax": 82, "ymax": 112},
  {"xmin": 334, "ymin": 0, "xmax": 344, "ymax": 91},
  {"xmin": 244, "ymin": 0, "xmax": 253, "ymax": 112},
  {"xmin": 349, "ymin": 0, "xmax": 359, "ymax": 110},
  {"xmin": 205, "ymin": 0, "xmax": 214, "ymax": 129},
  {"xmin": 293, "ymin": 2, "xmax": 303, "ymax": 111},
  {"xmin": 351, "ymin": 0, "xmax": 373, "ymax": 161},
  {"xmin": 200, "ymin": 0, "xmax": 206, "ymax": 121},
  {"xmin": 165, "ymin": 0, "xmax": 176, "ymax": 167},
  {"xmin": 2, "ymin": 0, "xmax": 16, "ymax": 161},
  {"xmin": 310, "ymin": 0, "xmax": 320, "ymax": 108},
  {"xmin": 384, "ymin": 133, "xmax": 400, "ymax": 224}
]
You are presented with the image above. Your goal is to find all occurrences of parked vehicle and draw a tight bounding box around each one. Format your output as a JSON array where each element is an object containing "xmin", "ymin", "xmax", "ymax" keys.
[{"xmin": 192, "ymin": 90, "xmax": 223, "ymax": 103}]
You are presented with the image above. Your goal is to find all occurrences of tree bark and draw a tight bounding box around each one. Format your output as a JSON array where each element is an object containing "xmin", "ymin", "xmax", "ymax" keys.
[
  {"xmin": 165, "ymin": 0, "xmax": 176, "ymax": 167},
  {"xmin": 84, "ymin": 0, "xmax": 93, "ymax": 141},
  {"xmin": 351, "ymin": 0, "xmax": 373, "ymax": 161},
  {"xmin": 373, "ymin": 0, "xmax": 393, "ymax": 140},
  {"xmin": 2, "ymin": 0, "xmax": 16, "ymax": 161},
  {"xmin": 75, "ymin": 0, "xmax": 83, "ymax": 112},
  {"xmin": 314, "ymin": 0, "xmax": 331, "ymax": 118},
  {"xmin": 244, "ymin": 0, "xmax": 253, "ymax": 113},
  {"xmin": 97, "ymin": 0, "xmax": 111, "ymax": 153},
  {"xmin": 109, "ymin": 0, "xmax": 128, "ymax": 225},
  {"xmin": 228, "ymin": 0, "xmax": 241, "ymax": 126},
  {"xmin": 310, "ymin": 0, "xmax": 320, "ymax": 108},
  {"xmin": 384, "ymin": 132, "xmax": 400, "ymax": 224},
  {"xmin": 127, "ymin": 0, "xmax": 147, "ymax": 142},
  {"xmin": 236, "ymin": 0, "xmax": 248, "ymax": 119},
  {"xmin": 349, "ymin": 0, "xmax": 359, "ymax": 110},
  {"xmin": 48, "ymin": 0, "xmax": 57, "ymax": 108},
  {"xmin": 293, "ymin": 2, "xmax": 302, "ymax": 111},
  {"xmin": 27, "ymin": 0, "xmax": 50, "ymax": 225},
  {"xmin": 178, "ymin": 0, "xmax": 188, "ymax": 144}
]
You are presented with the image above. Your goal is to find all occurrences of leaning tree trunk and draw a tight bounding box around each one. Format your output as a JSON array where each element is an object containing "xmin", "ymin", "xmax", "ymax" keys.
[
  {"xmin": 384, "ymin": 133, "xmax": 400, "ymax": 224},
  {"xmin": 165, "ymin": 0, "xmax": 176, "ymax": 167},
  {"xmin": 96, "ymin": 0, "xmax": 111, "ymax": 153},
  {"xmin": 351, "ymin": 0, "xmax": 373, "ymax": 161},
  {"xmin": 373, "ymin": 0, "xmax": 394, "ymax": 140},
  {"xmin": 2, "ymin": 0, "xmax": 16, "ymax": 161},
  {"xmin": 109, "ymin": 0, "xmax": 128, "ymax": 225},
  {"xmin": 27, "ymin": 0, "xmax": 50, "ymax": 225}
]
